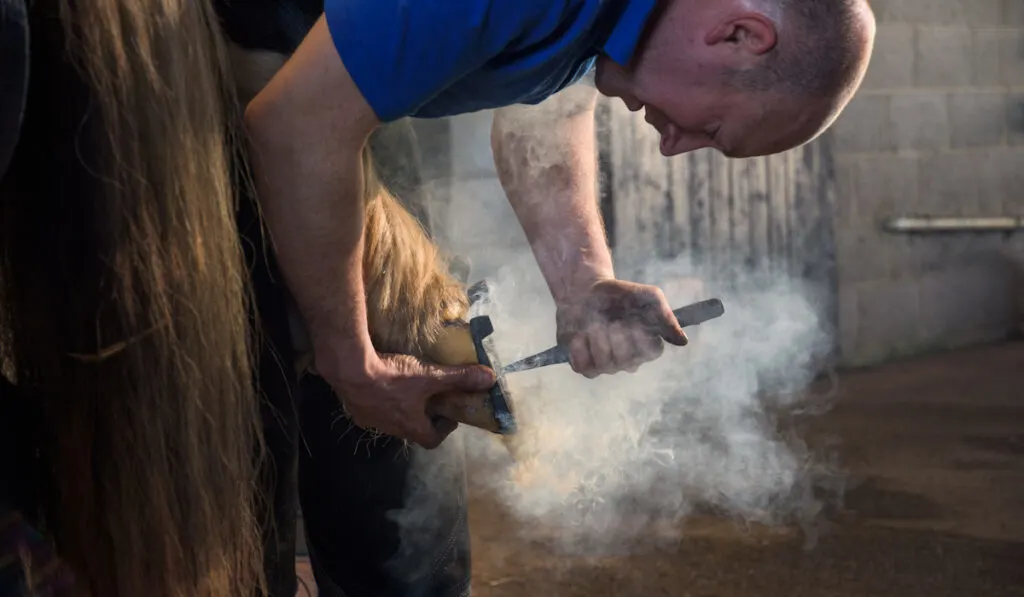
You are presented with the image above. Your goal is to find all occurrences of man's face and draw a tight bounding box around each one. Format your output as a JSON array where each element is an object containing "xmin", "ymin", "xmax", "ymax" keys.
[
  {"xmin": 594, "ymin": 56, "xmax": 833, "ymax": 159},
  {"xmin": 592, "ymin": 0, "xmax": 872, "ymax": 159}
]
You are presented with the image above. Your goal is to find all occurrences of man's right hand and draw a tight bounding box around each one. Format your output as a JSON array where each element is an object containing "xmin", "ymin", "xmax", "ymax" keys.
[{"xmin": 318, "ymin": 353, "xmax": 497, "ymax": 449}]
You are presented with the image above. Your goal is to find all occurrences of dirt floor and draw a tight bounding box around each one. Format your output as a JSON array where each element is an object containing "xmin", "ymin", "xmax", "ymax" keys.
[
  {"xmin": 468, "ymin": 340, "xmax": 1024, "ymax": 597},
  {"xmin": 298, "ymin": 340, "xmax": 1024, "ymax": 596}
]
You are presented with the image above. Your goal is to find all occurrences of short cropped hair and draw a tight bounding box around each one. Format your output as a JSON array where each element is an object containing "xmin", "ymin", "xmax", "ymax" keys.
[{"xmin": 732, "ymin": 0, "xmax": 872, "ymax": 97}]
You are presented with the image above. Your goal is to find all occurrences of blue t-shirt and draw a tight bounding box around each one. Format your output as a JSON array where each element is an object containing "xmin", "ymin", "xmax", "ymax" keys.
[{"xmin": 323, "ymin": 0, "xmax": 658, "ymax": 122}]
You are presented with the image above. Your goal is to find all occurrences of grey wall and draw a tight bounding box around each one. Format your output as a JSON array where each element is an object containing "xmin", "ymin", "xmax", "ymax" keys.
[{"xmin": 831, "ymin": 0, "xmax": 1024, "ymax": 367}]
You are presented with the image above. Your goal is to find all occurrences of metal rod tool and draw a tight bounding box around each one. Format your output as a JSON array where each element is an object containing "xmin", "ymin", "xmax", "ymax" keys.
[{"xmin": 502, "ymin": 297, "xmax": 726, "ymax": 374}]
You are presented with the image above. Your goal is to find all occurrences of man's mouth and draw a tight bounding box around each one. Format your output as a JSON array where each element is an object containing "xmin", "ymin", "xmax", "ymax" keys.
[
  {"xmin": 644, "ymin": 107, "xmax": 678, "ymax": 155},
  {"xmin": 658, "ymin": 125, "xmax": 680, "ymax": 156}
]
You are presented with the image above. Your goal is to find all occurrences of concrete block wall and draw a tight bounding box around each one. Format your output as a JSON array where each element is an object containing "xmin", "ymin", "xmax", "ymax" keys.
[{"xmin": 831, "ymin": 0, "xmax": 1024, "ymax": 367}]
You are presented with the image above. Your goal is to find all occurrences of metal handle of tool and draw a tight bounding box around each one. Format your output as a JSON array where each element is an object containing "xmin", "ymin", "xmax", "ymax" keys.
[{"xmin": 502, "ymin": 297, "xmax": 726, "ymax": 374}]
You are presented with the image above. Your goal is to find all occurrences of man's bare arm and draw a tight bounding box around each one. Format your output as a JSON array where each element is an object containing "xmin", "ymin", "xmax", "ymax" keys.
[
  {"xmin": 243, "ymin": 16, "xmax": 380, "ymax": 377},
  {"xmin": 492, "ymin": 82, "xmax": 687, "ymax": 376},
  {"xmin": 491, "ymin": 82, "xmax": 612, "ymax": 306}
]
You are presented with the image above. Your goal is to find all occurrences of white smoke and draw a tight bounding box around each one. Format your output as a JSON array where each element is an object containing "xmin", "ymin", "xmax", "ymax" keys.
[
  {"xmin": 455, "ymin": 252, "xmax": 839, "ymax": 554},
  {"xmin": 390, "ymin": 108, "xmax": 843, "ymax": 562}
]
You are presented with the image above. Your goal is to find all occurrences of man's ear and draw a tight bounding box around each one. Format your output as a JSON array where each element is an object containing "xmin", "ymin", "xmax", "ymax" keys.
[{"xmin": 704, "ymin": 13, "xmax": 778, "ymax": 56}]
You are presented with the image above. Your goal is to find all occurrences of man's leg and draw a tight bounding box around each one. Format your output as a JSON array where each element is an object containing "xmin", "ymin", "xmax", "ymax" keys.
[{"xmin": 297, "ymin": 375, "xmax": 472, "ymax": 597}]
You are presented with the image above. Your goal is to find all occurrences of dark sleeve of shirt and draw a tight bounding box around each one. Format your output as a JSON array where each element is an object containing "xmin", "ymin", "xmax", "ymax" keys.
[
  {"xmin": 0, "ymin": 0, "xmax": 29, "ymax": 180},
  {"xmin": 322, "ymin": 0, "xmax": 578, "ymax": 122},
  {"xmin": 212, "ymin": 0, "xmax": 323, "ymax": 55}
]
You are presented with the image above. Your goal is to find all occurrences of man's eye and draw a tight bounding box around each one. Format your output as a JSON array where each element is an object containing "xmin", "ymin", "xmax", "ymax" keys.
[{"xmin": 706, "ymin": 127, "xmax": 720, "ymax": 140}]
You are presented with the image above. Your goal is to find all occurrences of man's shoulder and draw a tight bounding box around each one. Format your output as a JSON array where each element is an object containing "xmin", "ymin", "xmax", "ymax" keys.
[{"xmin": 323, "ymin": 0, "xmax": 605, "ymax": 121}]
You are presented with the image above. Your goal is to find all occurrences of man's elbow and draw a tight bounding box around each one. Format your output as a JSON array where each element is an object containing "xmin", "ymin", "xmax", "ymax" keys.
[
  {"xmin": 242, "ymin": 16, "xmax": 378, "ymax": 152},
  {"xmin": 493, "ymin": 85, "xmax": 597, "ymax": 139},
  {"xmin": 243, "ymin": 84, "xmax": 289, "ymax": 157}
]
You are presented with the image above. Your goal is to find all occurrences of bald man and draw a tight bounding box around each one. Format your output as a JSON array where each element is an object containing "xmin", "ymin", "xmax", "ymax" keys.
[
  {"xmin": 242, "ymin": 1, "xmax": 874, "ymax": 595},
  {"xmin": 245, "ymin": 0, "xmax": 875, "ymax": 450}
]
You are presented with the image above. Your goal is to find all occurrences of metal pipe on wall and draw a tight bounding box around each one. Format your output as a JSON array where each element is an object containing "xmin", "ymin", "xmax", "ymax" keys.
[{"xmin": 883, "ymin": 216, "xmax": 1024, "ymax": 233}]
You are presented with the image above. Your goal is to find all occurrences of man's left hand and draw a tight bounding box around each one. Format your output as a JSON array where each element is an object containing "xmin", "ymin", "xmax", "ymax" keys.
[{"xmin": 555, "ymin": 278, "xmax": 689, "ymax": 378}]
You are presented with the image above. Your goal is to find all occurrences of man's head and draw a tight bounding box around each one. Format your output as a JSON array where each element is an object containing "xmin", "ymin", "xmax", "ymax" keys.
[{"xmin": 594, "ymin": 0, "xmax": 876, "ymax": 157}]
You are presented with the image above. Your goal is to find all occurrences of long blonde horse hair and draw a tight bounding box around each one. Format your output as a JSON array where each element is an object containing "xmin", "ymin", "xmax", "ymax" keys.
[
  {"xmin": 0, "ymin": 0, "xmax": 265, "ymax": 595},
  {"xmin": 360, "ymin": 151, "xmax": 469, "ymax": 357}
]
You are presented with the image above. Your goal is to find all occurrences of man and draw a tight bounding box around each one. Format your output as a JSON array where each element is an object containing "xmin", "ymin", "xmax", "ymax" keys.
[
  {"xmin": 243, "ymin": 1, "xmax": 875, "ymax": 596},
  {"xmin": 244, "ymin": 0, "xmax": 876, "ymax": 450}
]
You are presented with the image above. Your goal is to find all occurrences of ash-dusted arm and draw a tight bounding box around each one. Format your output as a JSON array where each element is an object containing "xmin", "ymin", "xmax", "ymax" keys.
[{"xmin": 490, "ymin": 82, "xmax": 613, "ymax": 307}]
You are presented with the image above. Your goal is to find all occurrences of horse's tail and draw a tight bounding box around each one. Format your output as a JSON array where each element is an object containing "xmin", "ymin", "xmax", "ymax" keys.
[{"xmin": 0, "ymin": 0, "xmax": 265, "ymax": 595}]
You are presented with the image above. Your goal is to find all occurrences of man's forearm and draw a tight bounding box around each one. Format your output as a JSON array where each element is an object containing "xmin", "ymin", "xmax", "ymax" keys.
[
  {"xmin": 239, "ymin": 16, "xmax": 384, "ymax": 378},
  {"xmin": 491, "ymin": 84, "xmax": 613, "ymax": 305},
  {"xmin": 245, "ymin": 105, "xmax": 376, "ymax": 370}
]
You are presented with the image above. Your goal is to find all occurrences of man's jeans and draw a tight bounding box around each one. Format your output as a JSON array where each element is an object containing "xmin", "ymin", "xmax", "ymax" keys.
[{"xmin": 297, "ymin": 376, "xmax": 472, "ymax": 597}]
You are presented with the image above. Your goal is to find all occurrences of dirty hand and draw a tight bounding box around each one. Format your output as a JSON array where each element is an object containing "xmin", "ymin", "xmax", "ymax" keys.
[
  {"xmin": 555, "ymin": 278, "xmax": 688, "ymax": 378},
  {"xmin": 320, "ymin": 353, "xmax": 496, "ymax": 449}
]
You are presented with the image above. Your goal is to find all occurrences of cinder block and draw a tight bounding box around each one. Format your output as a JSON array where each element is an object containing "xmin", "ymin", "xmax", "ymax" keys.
[
  {"xmin": 983, "ymin": 147, "xmax": 1024, "ymax": 211},
  {"xmin": 971, "ymin": 150, "xmax": 1017, "ymax": 213},
  {"xmin": 892, "ymin": 233, "xmax": 942, "ymax": 278},
  {"xmin": 1006, "ymin": 93, "xmax": 1024, "ymax": 146},
  {"xmin": 998, "ymin": 29, "xmax": 1024, "ymax": 86},
  {"xmin": 917, "ymin": 146, "xmax": 1021, "ymax": 215},
  {"xmin": 860, "ymin": 24, "xmax": 915, "ymax": 90},
  {"xmin": 973, "ymin": 29, "xmax": 1005, "ymax": 86},
  {"xmin": 918, "ymin": 264, "xmax": 1017, "ymax": 350},
  {"xmin": 915, "ymin": 28, "xmax": 973, "ymax": 87},
  {"xmin": 889, "ymin": 92, "xmax": 950, "ymax": 151},
  {"xmin": 836, "ymin": 155, "xmax": 918, "ymax": 283},
  {"xmin": 948, "ymin": 92, "xmax": 1007, "ymax": 148},
  {"xmin": 1005, "ymin": 0, "xmax": 1024, "ymax": 26},
  {"xmin": 832, "ymin": 94, "xmax": 894, "ymax": 153},
  {"xmin": 836, "ymin": 222, "xmax": 890, "ymax": 285},
  {"xmin": 917, "ymin": 151, "xmax": 986, "ymax": 214},
  {"xmin": 853, "ymin": 278, "xmax": 923, "ymax": 364},
  {"xmin": 963, "ymin": 0, "xmax": 1004, "ymax": 25},
  {"xmin": 849, "ymin": 155, "xmax": 920, "ymax": 217},
  {"xmin": 871, "ymin": 0, "xmax": 1002, "ymax": 25}
]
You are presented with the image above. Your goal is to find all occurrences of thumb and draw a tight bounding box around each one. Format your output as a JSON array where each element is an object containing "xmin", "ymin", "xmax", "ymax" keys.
[
  {"xmin": 428, "ymin": 363, "xmax": 497, "ymax": 393},
  {"xmin": 658, "ymin": 309, "xmax": 689, "ymax": 347}
]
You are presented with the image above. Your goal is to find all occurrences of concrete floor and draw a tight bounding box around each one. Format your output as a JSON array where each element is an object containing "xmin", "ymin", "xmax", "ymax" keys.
[{"xmin": 297, "ymin": 340, "xmax": 1024, "ymax": 596}]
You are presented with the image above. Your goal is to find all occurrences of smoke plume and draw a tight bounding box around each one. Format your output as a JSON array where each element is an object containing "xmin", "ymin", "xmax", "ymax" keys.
[{"xmin": 392, "ymin": 108, "xmax": 843, "ymax": 562}]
